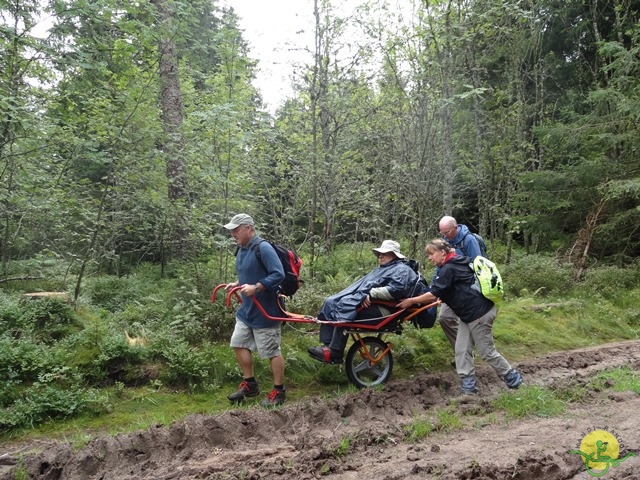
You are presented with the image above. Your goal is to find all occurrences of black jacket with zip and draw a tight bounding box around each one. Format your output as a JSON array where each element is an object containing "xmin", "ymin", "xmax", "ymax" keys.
[{"xmin": 429, "ymin": 255, "xmax": 494, "ymax": 323}]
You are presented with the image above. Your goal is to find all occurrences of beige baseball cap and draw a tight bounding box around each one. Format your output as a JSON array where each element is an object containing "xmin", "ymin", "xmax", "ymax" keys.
[{"xmin": 223, "ymin": 213, "xmax": 254, "ymax": 230}]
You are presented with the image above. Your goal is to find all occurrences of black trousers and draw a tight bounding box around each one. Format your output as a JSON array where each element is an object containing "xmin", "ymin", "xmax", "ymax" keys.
[{"xmin": 319, "ymin": 305, "xmax": 388, "ymax": 351}]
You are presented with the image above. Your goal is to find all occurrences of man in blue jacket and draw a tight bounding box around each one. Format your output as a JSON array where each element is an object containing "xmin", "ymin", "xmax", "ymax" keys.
[
  {"xmin": 224, "ymin": 214, "xmax": 286, "ymax": 406},
  {"xmin": 437, "ymin": 216, "xmax": 483, "ymax": 359}
]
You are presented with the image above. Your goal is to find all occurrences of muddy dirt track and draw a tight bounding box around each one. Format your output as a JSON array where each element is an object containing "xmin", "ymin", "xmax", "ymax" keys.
[{"xmin": 1, "ymin": 340, "xmax": 639, "ymax": 480}]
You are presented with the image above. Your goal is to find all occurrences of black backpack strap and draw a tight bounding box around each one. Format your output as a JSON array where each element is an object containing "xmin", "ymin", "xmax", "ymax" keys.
[
  {"xmin": 252, "ymin": 239, "xmax": 268, "ymax": 273},
  {"xmin": 448, "ymin": 235, "xmax": 464, "ymax": 253},
  {"xmin": 459, "ymin": 232, "xmax": 469, "ymax": 254}
]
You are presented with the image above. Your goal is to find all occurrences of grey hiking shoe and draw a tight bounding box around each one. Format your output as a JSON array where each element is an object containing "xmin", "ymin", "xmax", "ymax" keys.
[
  {"xmin": 261, "ymin": 388, "xmax": 286, "ymax": 407},
  {"xmin": 227, "ymin": 381, "xmax": 260, "ymax": 403},
  {"xmin": 504, "ymin": 368, "xmax": 523, "ymax": 389}
]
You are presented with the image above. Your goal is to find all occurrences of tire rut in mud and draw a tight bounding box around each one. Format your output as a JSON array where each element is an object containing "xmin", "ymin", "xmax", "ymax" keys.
[{"xmin": 1, "ymin": 340, "xmax": 639, "ymax": 480}]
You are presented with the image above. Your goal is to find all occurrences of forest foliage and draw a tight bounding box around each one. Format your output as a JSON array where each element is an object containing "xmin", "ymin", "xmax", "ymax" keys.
[
  {"xmin": 1, "ymin": 0, "xmax": 640, "ymax": 434},
  {"xmin": 1, "ymin": 0, "xmax": 638, "ymax": 281}
]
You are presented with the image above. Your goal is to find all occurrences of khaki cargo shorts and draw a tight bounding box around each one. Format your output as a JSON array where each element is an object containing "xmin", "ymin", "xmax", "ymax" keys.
[{"xmin": 230, "ymin": 318, "xmax": 282, "ymax": 359}]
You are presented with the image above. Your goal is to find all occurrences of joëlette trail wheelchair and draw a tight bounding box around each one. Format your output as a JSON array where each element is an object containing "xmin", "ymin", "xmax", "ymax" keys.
[{"xmin": 211, "ymin": 284, "xmax": 439, "ymax": 389}]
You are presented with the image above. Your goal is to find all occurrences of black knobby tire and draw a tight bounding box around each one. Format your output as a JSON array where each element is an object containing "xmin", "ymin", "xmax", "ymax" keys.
[{"xmin": 345, "ymin": 336, "xmax": 394, "ymax": 388}]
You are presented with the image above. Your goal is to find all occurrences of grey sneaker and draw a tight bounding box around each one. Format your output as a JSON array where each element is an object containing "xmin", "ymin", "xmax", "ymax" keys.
[
  {"xmin": 261, "ymin": 388, "xmax": 286, "ymax": 407},
  {"xmin": 227, "ymin": 381, "xmax": 260, "ymax": 403},
  {"xmin": 504, "ymin": 368, "xmax": 523, "ymax": 389}
]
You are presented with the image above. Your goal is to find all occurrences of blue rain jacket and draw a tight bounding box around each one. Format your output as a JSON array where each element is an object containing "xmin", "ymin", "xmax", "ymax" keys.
[{"xmin": 317, "ymin": 259, "xmax": 426, "ymax": 322}]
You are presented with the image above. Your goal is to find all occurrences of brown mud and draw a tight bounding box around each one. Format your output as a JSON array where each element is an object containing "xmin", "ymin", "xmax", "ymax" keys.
[{"xmin": 1, "ymin": 340, "xmax": 639, "ymax": 480}]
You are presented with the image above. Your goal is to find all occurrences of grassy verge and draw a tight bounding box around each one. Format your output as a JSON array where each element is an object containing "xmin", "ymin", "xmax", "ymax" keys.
[{"xmin": 2, "ymin": 264, "xmax": 639, "ymax": 449}]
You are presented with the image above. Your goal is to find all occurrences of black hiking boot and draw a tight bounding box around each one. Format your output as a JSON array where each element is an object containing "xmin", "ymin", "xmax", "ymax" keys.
[
  {"xmin": 227, "ymin": 380, "xmax": 260, "ymax": 403},
  {"xmin": 308, "ymin": 345, "xmax": 343, "ymax": 364},
  {"xmin": 261, "ymin": 388, "xmax": 286, "ymax": 407}
]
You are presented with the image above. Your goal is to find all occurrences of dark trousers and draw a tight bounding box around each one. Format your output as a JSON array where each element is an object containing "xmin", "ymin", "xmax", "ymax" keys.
[{"xmin": 319, "ymin": 305, "xmax": 386, "ymax": 352}]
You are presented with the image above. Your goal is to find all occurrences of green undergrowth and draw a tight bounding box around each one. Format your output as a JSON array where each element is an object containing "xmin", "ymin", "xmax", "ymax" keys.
[
  {"xmin": 492, "ymin": 385, "xmax": 567, "ymax": 419},
  {"xmin": 404, "ymin": 407, "xmax": 464, "ymax": 442},
  {"xmin": 1, "ymin": 253, "xmax": 639, "ymax": 447},
  {"xmin": 492, "ymin": 366, "xmax": 640, "ymax": 420}
]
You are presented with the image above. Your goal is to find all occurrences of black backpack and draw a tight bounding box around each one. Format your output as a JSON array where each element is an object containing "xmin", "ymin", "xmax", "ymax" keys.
[
  {"xmin": 253, "ymin": 240, "xmax": 303, "ymax": 297},
  {"xmin": 404, "ymin": 259, "xmax": 437, "ymax": 329}
]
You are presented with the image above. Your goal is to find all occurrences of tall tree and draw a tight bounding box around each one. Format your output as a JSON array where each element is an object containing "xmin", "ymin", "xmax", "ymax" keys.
[
  {"xmin": 46, "ymin": 0, "xmax": 172, "ymax": 296},
  {"xmin": 0, "ymin": 0, "xmax": 52, "ymax": 273},
  {"xmin": 512, "ymin": 0, "xmax": 640, "ymax": 262},
  {"xmin": 154, "ymin": 0, "xmax": 190, "ymax": 261}
]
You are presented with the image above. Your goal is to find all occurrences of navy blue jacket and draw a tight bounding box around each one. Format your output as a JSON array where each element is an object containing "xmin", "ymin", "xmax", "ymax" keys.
[
  {"xmin": 318, "ymin": 259, "xmax": 427, "ymax": 322},
  {"xmin": 235, "ymin": 236, "xmax": 285, "ymax": 328}
]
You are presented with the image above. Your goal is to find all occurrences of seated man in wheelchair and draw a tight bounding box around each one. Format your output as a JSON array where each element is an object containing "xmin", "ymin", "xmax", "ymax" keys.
[{"xmin": 308, "ymin": 240, "xmax": 430, "ymax": 364}]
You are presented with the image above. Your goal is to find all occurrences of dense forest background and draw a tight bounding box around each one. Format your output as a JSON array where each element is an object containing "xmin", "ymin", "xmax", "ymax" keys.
[
  {"xmin": 2, "ymin": 0, "xmax": 640, "ymax": 435},
  {"xmin": 2, "ymin": 0, "xmax": 639, "ymax": 289}
]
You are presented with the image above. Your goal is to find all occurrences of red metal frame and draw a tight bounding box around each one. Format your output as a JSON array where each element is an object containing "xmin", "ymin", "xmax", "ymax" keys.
[{"xmin": 211, "ymin": 283, "xmax": 439, "ymax": 331}]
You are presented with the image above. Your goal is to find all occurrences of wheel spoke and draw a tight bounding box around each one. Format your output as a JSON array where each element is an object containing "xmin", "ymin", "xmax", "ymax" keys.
[
  {"xmin": 352, "ymin": 350, "xmax": 386, "ymax": 379},
  {"xmin": 351, "ymin": 359, "xmax": 371, "ymax": 374},
  {"xmin": 346, "ymin": 337, "xmax": 393, "ymax": 388},
  {"xmin": 365, "ymin": 365, "xmax": 383, "ymax": 378}
]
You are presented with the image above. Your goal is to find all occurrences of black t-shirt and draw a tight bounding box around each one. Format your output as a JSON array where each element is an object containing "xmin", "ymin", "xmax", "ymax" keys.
[{"xmin": 429, "ymin": 255, "xmax": 493, "ymax": 323}]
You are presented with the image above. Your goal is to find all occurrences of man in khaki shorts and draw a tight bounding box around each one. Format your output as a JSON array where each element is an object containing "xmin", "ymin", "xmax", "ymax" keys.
[{"xmin": 223, "ymin": 214, "xmax": 286, "ymax": 407}]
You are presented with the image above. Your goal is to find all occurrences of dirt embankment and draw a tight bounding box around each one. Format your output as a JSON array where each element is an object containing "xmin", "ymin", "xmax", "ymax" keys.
[{"xmin": 1, "ymin": 340, "xmax": 639, "ymax": 480}]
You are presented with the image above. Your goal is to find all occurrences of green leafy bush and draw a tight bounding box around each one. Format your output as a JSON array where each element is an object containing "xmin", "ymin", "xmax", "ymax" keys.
[
  {"xmin": 149, "ymin": 331, "xmax": 232, "ymax": 391},
  {"xmin": 0, "ymin": 366, "xmax": 109, "ymax": 432},
  {"xmin": 0, "ymin": 295, "xmax": 78, "ymax": 342},
  {"xmin": 0, "ymin": 255, "xmax": 71, "ymax": 293},
  {"xmin": 313, "ymin": 243, "xmax": 378, "ymax": 284},
  {"xmin": 165, "ymin": 287, "xmax": 234, "ymax": 344},
  {"xmin": 88, "ymin": 333, "xmax": 150, "ymax": 386},
  {"xmin": 0, "ymin": 335, "xmax": 59, "ymax": 386},
  {"xmin": 576, "ymin": 263, "xmax": 640, "ymax": 300},
  {"xmin": 0, "ymin": 295, "xmax": 24, "ymax": 332},
  {"xmin": 501, "ymin": 254, "xmax": 574, "ymax": 297},
  {"xmin": 83, "ymin": 276, "xmax": 144, "ymax": 313}
]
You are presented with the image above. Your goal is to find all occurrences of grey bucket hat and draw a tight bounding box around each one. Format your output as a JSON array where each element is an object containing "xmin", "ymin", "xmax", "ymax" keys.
[{"xmin": 372, "ymin": 240, "xmax": 406, "ymax": 259}]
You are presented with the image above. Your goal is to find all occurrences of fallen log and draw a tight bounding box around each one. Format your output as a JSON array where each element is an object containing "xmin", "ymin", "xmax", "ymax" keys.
[
  {"xmin": 0, "ymin": 275, "xmax": 41, "ymax": 284},
  {"xmin": 22, "ymin": 292, "xmax": 70, "ymax": 301}
]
